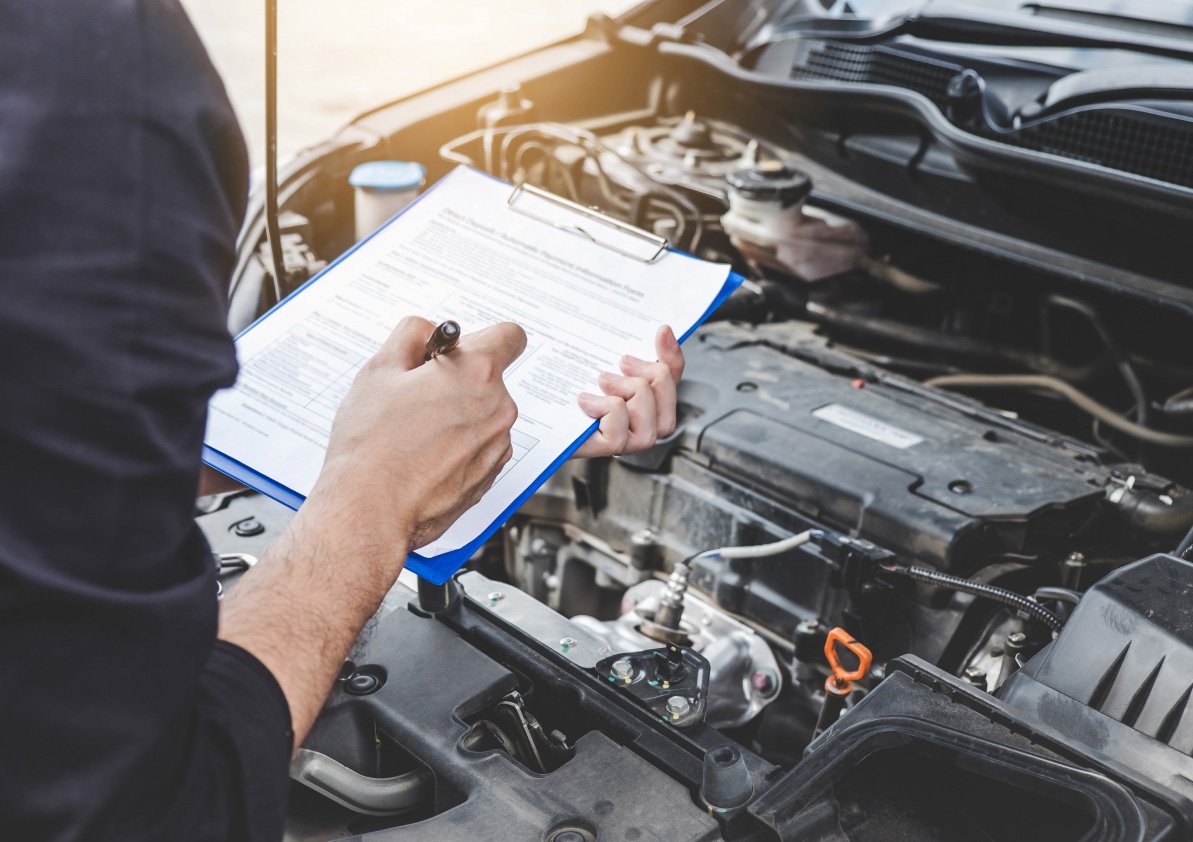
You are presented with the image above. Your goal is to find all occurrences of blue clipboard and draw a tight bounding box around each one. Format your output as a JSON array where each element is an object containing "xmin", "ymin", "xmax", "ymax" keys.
[{"xmin": 203, "ymin": 167, "xmax": 743, "ymax": 584}]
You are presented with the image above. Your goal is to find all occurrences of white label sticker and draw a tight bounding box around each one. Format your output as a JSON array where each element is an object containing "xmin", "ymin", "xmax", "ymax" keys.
[{"xmin": 812, "ymin": 403, "xmax": 924, "ymax": 449}]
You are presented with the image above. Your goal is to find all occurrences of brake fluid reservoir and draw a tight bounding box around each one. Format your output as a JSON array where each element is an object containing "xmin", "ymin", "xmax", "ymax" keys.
[
  {"xmin": 349, "ymin": 161, "xmax": 426, "ymax": 241},
  {"xmin": 721, "ymin": 163, "xmax": 867, "ymax": 282}
]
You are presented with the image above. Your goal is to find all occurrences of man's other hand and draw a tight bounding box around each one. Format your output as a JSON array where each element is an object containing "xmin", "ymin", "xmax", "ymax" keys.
[
  {"xmin": 309, "ymin": 316, "xmax": 526, "ymax": 555},
  {"xmin": 575, "ymin": 325, "xmax": 685, "ymax": 458}
]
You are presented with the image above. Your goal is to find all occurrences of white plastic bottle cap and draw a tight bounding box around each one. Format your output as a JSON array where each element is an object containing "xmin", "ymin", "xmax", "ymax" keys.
[{"xmin": 349, "ymin": 161, "xmax": 426, "ymax": 240}]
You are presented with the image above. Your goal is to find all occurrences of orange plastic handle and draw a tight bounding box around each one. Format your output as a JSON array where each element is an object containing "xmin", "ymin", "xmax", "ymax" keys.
[{"xmin": 824, "ymin": 627, "xmax": 873, "ymax": 684}]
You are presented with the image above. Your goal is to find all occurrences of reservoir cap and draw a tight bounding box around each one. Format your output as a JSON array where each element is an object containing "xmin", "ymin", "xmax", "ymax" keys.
[
  {"xmin": 349, "ymin": 161, "xmax": 426, "ymax": 193},
  {"xmin": 726, "ymin": 162, "xmax": 811, "ymax": 206}
]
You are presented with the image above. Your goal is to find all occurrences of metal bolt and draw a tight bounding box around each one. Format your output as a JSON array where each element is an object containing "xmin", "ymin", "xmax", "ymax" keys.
[
  {"xmin": 611, "ymin": 658, "xmax": 634, "ymax": 681},
  {"xmin": 751, "ymin": 669, "xmax": 778, "ymax": 697},
  {"xmin": 962, "ymin": 666, "xmax": 987, "ymax": 688},
  {"xmin": 1007, "ymin": 632, "xmax": 1027, "ymax": 647},
  {"xmin": 1062, "ymin": 551, "xmax": 1087, "ymax": 589},
  {"xmin": 666, "ymin": 695, "xmax": 691, "ymax": 719},
  {"xmin": 560, "ymin": 637, "xmax": 578, "ymax": 653},
  {"xmin": 487, "ymin": 591, "xmax": 504, "ymax": 606},
  {"xmin": 629, "ymin": 529, "xmax": 659, "ymax": 570}
]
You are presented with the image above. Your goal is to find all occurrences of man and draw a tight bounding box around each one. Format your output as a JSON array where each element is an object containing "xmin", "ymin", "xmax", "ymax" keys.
[{"xmin": 0, "ymin": 2, "xmax": 684, "ymax": 839}]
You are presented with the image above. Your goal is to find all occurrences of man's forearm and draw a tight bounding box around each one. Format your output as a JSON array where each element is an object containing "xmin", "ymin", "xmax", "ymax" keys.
[{"xmin": 218, "ymin": 493, "xmax": 411, "ymax": 747}]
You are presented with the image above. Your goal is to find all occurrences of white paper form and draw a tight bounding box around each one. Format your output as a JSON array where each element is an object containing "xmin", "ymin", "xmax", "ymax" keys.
[{"xmin": 205, "ymin": 167, "xmax": 731, "ymax": 558}]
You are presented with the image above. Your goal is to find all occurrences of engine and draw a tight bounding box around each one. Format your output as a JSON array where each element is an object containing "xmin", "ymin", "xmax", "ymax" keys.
[
  {"xmin": 434, "ymin": 99, "xmax": 1193, "ymax": 761},
  {"xmin": 206, "ymin": 13, "xmax": 1193, "ymax": 839}
]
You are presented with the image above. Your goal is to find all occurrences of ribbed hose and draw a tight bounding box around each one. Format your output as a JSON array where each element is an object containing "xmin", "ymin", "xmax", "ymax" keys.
[{"xmin": 887, "ymin": 564, "xmax": 1063, "ymax": 632}]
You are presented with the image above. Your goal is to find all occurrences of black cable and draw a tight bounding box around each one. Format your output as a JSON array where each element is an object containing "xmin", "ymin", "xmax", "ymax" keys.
[
  {"xmin": 263, "ymin": 0, "xmax": 285, "ymax": 303},
  {"xmin": 1045, "ymin": 295, "xmax": 1148, "ymax": 427},
  {"xmin": 806, "ymin": 301, "xmax": 1104, "ymax": 383},
  {"xmin": 882, "ymin": 563, "xmax": 1063, "ymax": 632},
  {"xmin": 1175, "ymin": 522, "xmax": 1193, "ymax": 559}
]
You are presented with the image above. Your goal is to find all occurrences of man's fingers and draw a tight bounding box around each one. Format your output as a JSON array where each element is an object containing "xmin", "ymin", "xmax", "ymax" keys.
[
  {"xmin": 598, "ymin": 372, "xmax": 657, "ymax": 450},
  {"xmin": 576, "ymin": 392, "xmax": 630, "ymax": 457},
  {"xmin": 370, "ymin": 316, "xmax": 437, "ymax": 372},
  {"xmin": 655, "ymin": 325, "xmax": 684, "ymax": 382},
  {"xmin": 619, "ymin": 356, "xmax": 678, "ymax": 437},
  {"xmin": 462, "ymin": 321, "xmax": 528, "ymax": 374}
]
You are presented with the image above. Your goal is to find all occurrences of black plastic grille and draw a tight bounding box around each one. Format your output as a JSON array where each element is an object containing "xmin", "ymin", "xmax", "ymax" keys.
[
  {"xmin": 789, "ymin": 40, "xmax": 963, "ymax": 107},
  {"xmin": 1000, "ymin": 108, "xmax": 1193, "ymax": 189},
  {"xmin": 789, "ymin": 40, "xmax": 1193, "ymax": 190}
]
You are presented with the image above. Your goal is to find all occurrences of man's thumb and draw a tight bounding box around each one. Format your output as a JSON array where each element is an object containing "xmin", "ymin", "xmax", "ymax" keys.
[{"xmin": 372, "ymin": 316, "xmax": 438, "ymax": 371}]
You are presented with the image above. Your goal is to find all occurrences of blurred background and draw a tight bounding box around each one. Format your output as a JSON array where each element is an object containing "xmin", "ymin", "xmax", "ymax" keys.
[{"xmin": 181, "ymin": 0, "xmax": 639, "ymax": 164}]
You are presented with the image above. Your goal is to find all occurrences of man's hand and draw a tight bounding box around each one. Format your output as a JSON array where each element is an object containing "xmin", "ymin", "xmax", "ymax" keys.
[
  {"xmin": 575, "ymin": 325, "xmax": 685, "ymax": 458},
  {"xmin": 311, "ymin": 316, "xmax": 526, "ymax": 554},
  {"xmin": 220, "ymin": 317, "xmax": 525, "ymax": 747}
]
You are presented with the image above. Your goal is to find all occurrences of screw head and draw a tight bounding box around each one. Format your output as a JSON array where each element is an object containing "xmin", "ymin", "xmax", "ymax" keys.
[
  {"xmin": 666, "ymin": 695, "xmax": 692, "ymax": 719},
  {"xmin": 487, "ymin": 591, "xmax": 504, "ymax": 606},
  {"xmin": 560, "ymin": 637, "xmax": 578, "ymax": 653},
  {"xmin": 611, "ymin": 658, "xmax": 634, "ymax": 680},
  {"xmin": 962, "ymin": 666, "xmax": 987, "ymax": 688},
  {"xmin": 750, "ymin": 669, "xmax": 778, "ymax": 697}
]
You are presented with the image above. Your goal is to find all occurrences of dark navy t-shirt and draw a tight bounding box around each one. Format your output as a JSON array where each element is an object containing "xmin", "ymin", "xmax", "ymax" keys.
[{"xmin": 0, "ymin": 2, "xmax": 292, "ymax": 839}]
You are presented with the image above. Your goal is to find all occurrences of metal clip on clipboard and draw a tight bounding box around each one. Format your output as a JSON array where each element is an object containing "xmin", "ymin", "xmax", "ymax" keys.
[{"xmin": 507, "ymin": 182, "xmax": 669, "ymax": 264}]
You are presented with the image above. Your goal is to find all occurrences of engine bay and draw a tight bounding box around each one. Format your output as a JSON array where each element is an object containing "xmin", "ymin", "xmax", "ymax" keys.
[{"xmin": 206, "ymin": 3, "xmax": 1193, "ymax": 838}]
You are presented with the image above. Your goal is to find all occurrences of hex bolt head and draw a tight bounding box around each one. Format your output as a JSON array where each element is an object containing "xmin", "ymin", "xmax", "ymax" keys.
[
  {"xmin": 559, "ymin": 637, "xmax": 578, "ymax": 653},
  {"xmin": 487, "ymin": 591, "xmax": 504, "ymax": 606},
  {"xmin": 962, "ymin": 666, "xmax": 987, "ymax": 688},
  {"xmin": 611, "ymin": 658, "xmax": 634, "ymax": 680},
  {"xmin": 750, "ymin": 669, "xmax": 778, "ymax": 697},
  {"xmin": 666, "ymin": 695, "xmax": 691, "ymax": 719}
]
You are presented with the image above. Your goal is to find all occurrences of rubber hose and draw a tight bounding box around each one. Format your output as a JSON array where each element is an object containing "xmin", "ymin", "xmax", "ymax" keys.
[
  {"xmin": 807, "ymin": 303, "xmax": 1103, "ymax": 382},
  {"xmin": 926, "ymin": 374, "xmax": 1193, "ymax": 449},
  {"xmin": 1034, "ymin": 586, "xmax": 1082, "ymax": 606},
  {"xmin": 1112, "ymin": 486, "xmax": 1193, "ymax": 537}
]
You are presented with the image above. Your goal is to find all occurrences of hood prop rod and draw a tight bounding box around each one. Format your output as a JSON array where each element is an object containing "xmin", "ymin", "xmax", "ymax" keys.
[{"xmin": 263, "ymin": 0, "xmax": 286, "ymax": 303}]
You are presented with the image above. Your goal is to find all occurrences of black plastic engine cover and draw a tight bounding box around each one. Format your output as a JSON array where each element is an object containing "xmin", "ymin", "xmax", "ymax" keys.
[{"xmin": 665, "ymin": 322, "xmax": 1109, "ymax": 573}]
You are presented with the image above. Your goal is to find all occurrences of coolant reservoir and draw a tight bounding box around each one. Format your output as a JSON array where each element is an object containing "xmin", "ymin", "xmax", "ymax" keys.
[
  {"xmin": 349, "ymin": 160, "xmax": 426, "ymax": 241},
  {"xmin": 721, "ymin": 163, "xmax": 867, "ymax": 281}
]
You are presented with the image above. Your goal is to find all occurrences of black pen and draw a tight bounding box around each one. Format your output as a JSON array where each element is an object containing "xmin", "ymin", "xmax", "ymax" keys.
[{"xmin": 424, "ymin": 320, "xmax": 462, "ymax": 361}]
